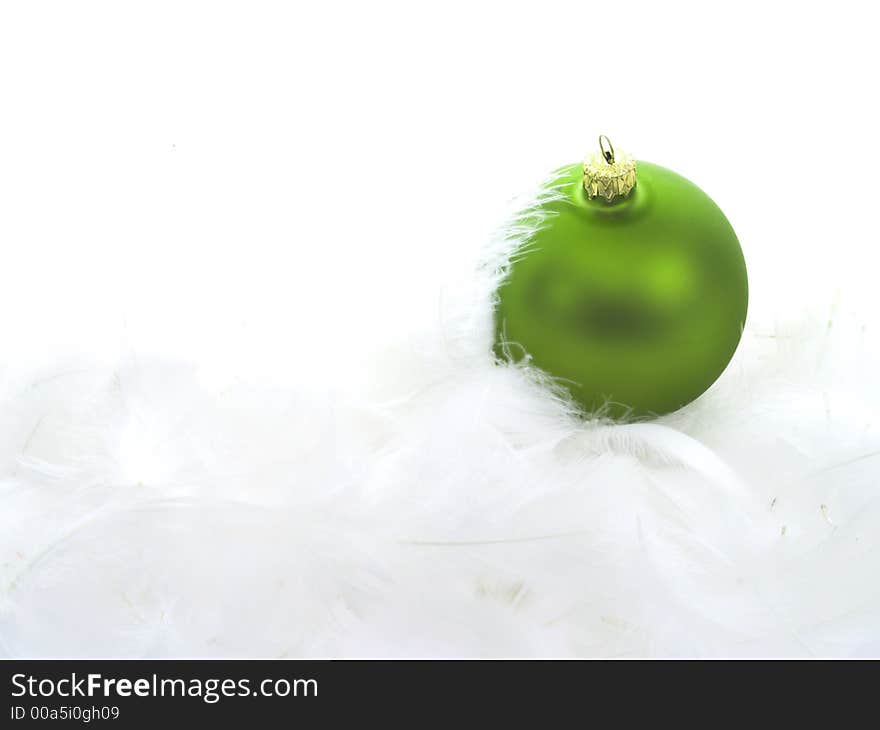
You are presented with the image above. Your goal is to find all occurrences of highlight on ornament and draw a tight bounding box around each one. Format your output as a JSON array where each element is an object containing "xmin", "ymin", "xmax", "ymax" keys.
[{"xmin": 493, "ymin": 135, "xmax": 748, "ymax": 420}]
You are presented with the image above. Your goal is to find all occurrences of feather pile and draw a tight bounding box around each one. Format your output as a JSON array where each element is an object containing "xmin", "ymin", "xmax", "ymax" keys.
[{"xmin": 1, "ymin": 179, "xmax": 879, "ymax": 658}]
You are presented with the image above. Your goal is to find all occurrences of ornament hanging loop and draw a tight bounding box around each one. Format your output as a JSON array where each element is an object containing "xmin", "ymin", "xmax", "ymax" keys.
[
  {"xmin": 599, "ymin": 135, "xmax": 615, "ymax": 165},
  {"xmin": 584, "ymin": 136, "xmax": 636, "ymax": 201}
]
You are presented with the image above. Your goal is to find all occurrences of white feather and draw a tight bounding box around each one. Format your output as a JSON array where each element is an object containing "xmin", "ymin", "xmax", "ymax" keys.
[{"xmin": 2, "ymin": 167, "xmax": 880, "ymax": 659}]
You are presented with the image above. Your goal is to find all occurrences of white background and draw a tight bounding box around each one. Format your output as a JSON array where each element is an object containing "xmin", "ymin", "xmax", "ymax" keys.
[{"xmin": 1, "ymin": 1, "xmax": 877, "ymax": 390}]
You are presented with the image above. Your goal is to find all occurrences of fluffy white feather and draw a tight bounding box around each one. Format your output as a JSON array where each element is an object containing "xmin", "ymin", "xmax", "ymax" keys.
[{"xmin": 1, "ymin": 176, "xmax": 879, "ymax": 659}]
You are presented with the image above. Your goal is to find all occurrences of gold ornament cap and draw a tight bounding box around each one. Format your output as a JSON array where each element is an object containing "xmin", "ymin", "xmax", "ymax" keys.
[{"xmin": 583, "ymin": 135, "xmax": 636, "ymax": 202}]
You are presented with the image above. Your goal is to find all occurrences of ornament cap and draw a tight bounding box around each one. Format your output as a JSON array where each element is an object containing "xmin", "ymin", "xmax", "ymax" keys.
[{"xmin": 583, "ymin": 135, "xmax": 637, "ymax": 202}]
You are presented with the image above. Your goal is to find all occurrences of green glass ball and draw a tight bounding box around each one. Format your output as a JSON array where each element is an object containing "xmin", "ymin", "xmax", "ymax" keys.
[{"xmin": 493, "ymin": 161, "xmax": 748, "ymax": 420}]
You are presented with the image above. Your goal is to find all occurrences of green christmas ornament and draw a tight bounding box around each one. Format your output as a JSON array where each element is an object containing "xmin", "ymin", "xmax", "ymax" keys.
[{"xmin": 493, "ymin": 136, "xmax": 748, "ymax": 419}]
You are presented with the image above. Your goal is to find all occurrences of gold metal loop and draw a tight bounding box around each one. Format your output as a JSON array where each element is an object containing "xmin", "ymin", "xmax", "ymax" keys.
[
  {"xmin": 584, "ymin": 137, "xmax": 636, "ymax": 201},
  {"xmin": 598, "ymin": 135, "xmax": 615, "ymax": 165}
]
